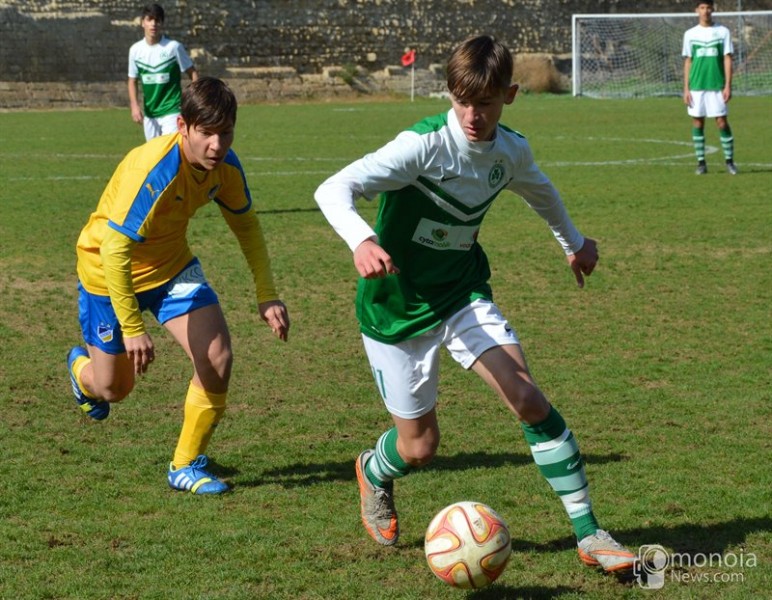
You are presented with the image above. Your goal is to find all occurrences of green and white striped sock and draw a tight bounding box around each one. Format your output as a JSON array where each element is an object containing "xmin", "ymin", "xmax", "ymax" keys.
[
  {"xmin": 522, "ymin": 407, "xmax": 599, "ymax": 540},
  {"xmin": 720, "ymin": 126, "xmax": 734, "ymax": 162},
  {"xmin": 365, "ymin": 427, "xmax": 412, "ymax": 488},
  {"xmin": 692, "ymin": 126, "xmax": 706, "ymax": 163}
]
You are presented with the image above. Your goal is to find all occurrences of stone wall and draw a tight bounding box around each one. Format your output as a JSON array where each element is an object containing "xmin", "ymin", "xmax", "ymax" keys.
[{"xmin": 0, "ymin": 0, "xmax": 767, "ymax": 107}]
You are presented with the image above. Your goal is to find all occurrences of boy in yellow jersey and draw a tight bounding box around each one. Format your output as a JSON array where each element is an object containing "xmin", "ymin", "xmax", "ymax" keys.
[{"xmin": 68, "ymin": 76, "xmax": 290, "ymax": 494}]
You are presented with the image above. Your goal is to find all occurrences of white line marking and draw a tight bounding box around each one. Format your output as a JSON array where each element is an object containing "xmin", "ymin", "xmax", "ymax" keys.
[{"xmin": 3, "ymin": 137, "xmax": 770, "ymax": 181}]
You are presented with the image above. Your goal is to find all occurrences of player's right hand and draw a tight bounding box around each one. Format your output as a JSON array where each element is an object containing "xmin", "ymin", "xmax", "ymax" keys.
[
  {"xmin": 354, "ymin": 238, "xmax": 400, "ymax": 279},
  {"xmin": 124, "ymin": 333, "xmax": 155, "ymax": 375},
  {"xmin": 130, "ymin": 106, "xmax": 143, "ymax": 124}
]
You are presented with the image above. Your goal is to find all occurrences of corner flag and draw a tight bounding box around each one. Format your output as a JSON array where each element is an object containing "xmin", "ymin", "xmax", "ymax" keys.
[{"xmin": 401, "ymin": 49, "xmax": 416, "ymax": 67}]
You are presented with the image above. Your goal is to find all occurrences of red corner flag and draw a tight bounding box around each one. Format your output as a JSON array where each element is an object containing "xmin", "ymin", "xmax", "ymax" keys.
[{"xmin": 401, "ymin": 49, "xmax": 416, "ymax": 67}]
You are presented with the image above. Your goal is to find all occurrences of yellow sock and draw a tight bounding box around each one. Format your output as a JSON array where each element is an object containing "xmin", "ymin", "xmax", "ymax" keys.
[
  {"xmin": 72, "ymin": 355, "xmax": 92, "ymax": 397},
  {"xmin": 172, "ymin": 382, "xmax": 227, "ymax": 469}
]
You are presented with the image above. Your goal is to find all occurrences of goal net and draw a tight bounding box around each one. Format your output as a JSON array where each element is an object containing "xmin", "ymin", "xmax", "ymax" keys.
[{"xmin": 572, "ymin": 11, "xmax": 772, "ymax": 97}]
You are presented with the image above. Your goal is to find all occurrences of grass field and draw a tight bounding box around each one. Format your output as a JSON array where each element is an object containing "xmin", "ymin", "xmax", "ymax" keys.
[{"xmin": 0, "ymin": 94, "xmax": 770, "ymax": 599}]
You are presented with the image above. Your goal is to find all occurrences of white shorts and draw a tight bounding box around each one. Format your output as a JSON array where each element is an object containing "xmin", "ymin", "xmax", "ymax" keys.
[
  {"xmin": 361, "ymin": 298, "xmax": 520, "ymax": 419},
  {"xmin": 143, "ymin": 113, "xmax": 180, "ymax": 141},
  {"xmin": 687, "ymin": 90, "xmax": 727, "ymax": 118}
]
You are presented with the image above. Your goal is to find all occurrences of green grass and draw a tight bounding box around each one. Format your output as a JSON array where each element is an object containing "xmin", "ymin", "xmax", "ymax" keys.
[{"xmin": 0, "ymin": 95, "xmax": 770, "ymax": 599}]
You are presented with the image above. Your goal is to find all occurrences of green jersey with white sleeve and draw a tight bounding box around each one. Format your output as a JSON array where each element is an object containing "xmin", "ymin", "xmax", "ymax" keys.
[
  {"xmin": 682, "ymin": 22, "xmax": 733, "ymax": 91},
  {"xmin": 315, "ymin": 109, "xmax": 584, "ymax": 344},
  {"xmin": 128, "ymin": 35, "xmax": 194, "ymax": 118}
]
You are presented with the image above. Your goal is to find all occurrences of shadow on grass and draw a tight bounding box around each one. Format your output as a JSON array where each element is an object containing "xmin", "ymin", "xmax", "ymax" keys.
[
  {"xmin": 464, "ymin": 584, "xmax": 577, "ymax": 599},
  {"xmin": 486, "ymin": 516, "xmax": 771, "ymax": 559},
  {"xmin": 242, "ymin": 451, "xmax": 626, "ymax": 488},
  {"xmin": 618, "ymin": 516, "xmax": 772, "ymax": 555}
]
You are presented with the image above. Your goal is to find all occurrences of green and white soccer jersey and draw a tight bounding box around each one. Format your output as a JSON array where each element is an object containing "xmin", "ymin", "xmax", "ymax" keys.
[
  {"xmin": 128, "ymin": 36, "xmax": 194, "ymax": 118},
  {"xmin": 682, "ymin": 23, "xmax": 733, "ymax": 91},
  {"xmin": 315, "ymin": 109, "xmax": 584, "ymax": 344}
]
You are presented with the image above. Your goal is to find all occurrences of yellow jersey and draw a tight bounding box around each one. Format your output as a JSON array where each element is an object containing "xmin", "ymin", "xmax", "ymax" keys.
[{"xmin": 76, "ymin": 133, "xmax": 278, "ymax": 336}]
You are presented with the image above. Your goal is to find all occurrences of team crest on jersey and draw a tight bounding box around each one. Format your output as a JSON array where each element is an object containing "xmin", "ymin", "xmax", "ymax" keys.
[
  {"xmin": 488, "ymin": 162, "xmax": 505, "ymax": 188},
  {"xmin": 207, "ymin": 184, "xmax": 221, "ymax": 200},
  {"xmin": 97, "ymin": 322, "xmax": 114, "ymax": 343}
]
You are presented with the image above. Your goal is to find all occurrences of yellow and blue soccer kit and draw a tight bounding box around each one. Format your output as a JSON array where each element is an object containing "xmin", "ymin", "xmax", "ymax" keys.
[{"xmin": 76, "ymin": 133, "xmax": 278, "ymax": 349}]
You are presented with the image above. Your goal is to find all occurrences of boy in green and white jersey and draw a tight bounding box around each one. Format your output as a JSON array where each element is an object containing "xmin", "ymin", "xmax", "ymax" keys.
[
  {"xmin": 682, "ymin": 0, "xmax": 737, "ymax": 175},
  {"xmin": 128, "ymin": 3, "xmax": 198, "ymax": 141},
  {"xmin": 315, "ymin": 35, "xmax": 636, "ymax": 574}
]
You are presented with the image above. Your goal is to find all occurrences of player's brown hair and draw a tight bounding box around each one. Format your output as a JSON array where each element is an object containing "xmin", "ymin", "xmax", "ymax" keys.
[
  {"xmin": 180, "ymin": 77, "xmax": 238, "ymax": 130},
  {"xmin": 446, "ymin": 35, "xmax": 513, "ymax": 100}
]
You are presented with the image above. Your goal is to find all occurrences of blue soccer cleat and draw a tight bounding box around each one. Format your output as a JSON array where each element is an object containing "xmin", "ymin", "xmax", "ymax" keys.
[
  {"xmin": 67, "ymin": 346, "xmax": 110, "ymax": 420},
  {"xmin": 168, "ymin": 455, "xmax": 229, "ymax": 495}
]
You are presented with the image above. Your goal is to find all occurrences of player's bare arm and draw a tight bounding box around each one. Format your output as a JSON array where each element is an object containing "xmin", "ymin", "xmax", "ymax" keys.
[
  {"xmin": 258, "ymin": 300, "xmax": 290, "ymax": 342},
  {"xmin": 128, "ymin": 78, "xmax": 143, "ymax": 123},
  {"xmin": 353, "ymin": 237, "xmax": 400, "ymax": 279},
  {"xmin": 124, "ymin": 332, "xmax": 155, "ymax": 375},
  {"xmin": 723, "ymin": 54, "xmax": 733, "ymax": 102},
  {"xmin": 567, "ymin": 237, "xmax": 598, "ymax": 288},
  {"xmin": 683, "ymin": 58, "xmax": 693, "ymax": 106}
]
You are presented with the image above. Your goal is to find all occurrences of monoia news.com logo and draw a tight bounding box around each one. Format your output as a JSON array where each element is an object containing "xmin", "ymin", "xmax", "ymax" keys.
[{"xmin": 634, "ymin": 544, "xmax": 757, "ymax": 590}]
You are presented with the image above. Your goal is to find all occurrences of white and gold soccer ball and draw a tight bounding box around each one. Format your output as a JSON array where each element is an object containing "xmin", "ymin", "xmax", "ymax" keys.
[{"xmin": 424, "ymin": 501, "xmax": 512, "ymax": 589}]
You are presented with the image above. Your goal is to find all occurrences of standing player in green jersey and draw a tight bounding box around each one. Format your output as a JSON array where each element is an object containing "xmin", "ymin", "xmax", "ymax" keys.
[
  {"xmin": 315, "ymin": 35, "xmax": 636, "ymax": 573},
  {"xmin": 129, "ymin": 3, "xmax": 199, "ymax": 141},
  {"xmin": 68, "ymin": 77, "xmax": 290, "ymax": 494},
  {"xmin": 683, "ymin": 0, "xmax": 737, "ymax": 175}
]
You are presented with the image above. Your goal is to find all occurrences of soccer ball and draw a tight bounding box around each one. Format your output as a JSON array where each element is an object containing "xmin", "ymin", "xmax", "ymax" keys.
[{"xmin": 424, "ymin": 501, "xmax": 512, "ymax": 589}]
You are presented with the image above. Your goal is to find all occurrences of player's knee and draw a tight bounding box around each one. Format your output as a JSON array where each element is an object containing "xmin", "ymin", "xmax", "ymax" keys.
[
  {"xmin": 213, "ymin": 345, "xmax": 233, "ymax": 378},
  {"xmin": 508, "ymin": 383, "xmax": 549, "ymax": 423},
  {"xmin": 93, "ymin": 380, "xmax": 133, "ymax": 403},
  {"xmin": 195, "ymin": 345, "xmax": 233, "ymax": 388},
  {"xmin": 401, "ymin": 433, "xmax": 440, "ymax": 467}
]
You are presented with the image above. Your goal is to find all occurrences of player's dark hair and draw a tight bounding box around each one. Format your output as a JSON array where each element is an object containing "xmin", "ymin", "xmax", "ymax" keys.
[
  {"xmin": 446, "ymin": 35, "xmax": 513, "ymax": 101},
  {"xmin": 142, "ymin": 3, "xmax": 165, "ymax": 22},
  {"xmin": 696, "ymin": 0, "xmax": 714, "ymax": 6},
  {"xmin": 181, "ymin": 77, "xmax": 238, "ymax": 130}
]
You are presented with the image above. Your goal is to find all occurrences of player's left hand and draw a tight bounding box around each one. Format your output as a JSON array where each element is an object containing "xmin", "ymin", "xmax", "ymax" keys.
[
  {"xmin": 567, "ymin": 237, "xmax": 598, "ymax": 288},
  {"xmin": 259, "ymin": 300, "xmax": 290, "ymax": 342}
]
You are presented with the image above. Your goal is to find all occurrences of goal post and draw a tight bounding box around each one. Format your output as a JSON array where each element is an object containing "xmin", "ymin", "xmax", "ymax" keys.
[{"xmin": 572, "ymin": 11, "xmax": 772, "ymax": 98}]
